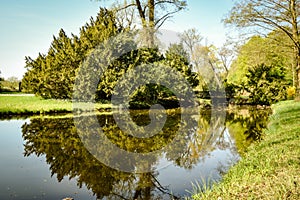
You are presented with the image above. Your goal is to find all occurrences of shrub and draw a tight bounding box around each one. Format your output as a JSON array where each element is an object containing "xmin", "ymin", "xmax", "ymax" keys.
[
  {"xmin": 244, "ymin": 64, "xmax": 287, "ymax": 105},
  {"xmin": 287, "ymin": 86, "xmax": 296, "ymax": 99}
]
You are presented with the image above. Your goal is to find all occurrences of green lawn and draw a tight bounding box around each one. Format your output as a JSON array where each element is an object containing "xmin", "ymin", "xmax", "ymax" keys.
[
  {"xmin": 0, "ymin": 95, "xmax": 112, "ymax": 115},
  {"xmin": 192, "ymin": 100, "xmax": 300, "ymax": 199}
]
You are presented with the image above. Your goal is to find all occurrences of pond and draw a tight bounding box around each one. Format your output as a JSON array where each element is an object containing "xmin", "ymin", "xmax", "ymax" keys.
[{"xmin": 0, "ymin": 107, "xmax": 271, "ymax": 200}]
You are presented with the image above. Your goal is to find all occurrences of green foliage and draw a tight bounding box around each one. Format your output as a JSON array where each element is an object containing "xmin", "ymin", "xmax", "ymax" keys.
[
  {"xmin": 224, "ymin": 0, "xmax": 300, "ymax": 95},
  {"xmin": 22, "ymin": 8, "xmax": 119, "ymax": 99},
  {"xmin": 228, "ymin": 33, "xmax": 294, "ymax": 85},
  {"xmin": 163, "ymin": 43, "xmax": 198, "ymax": 87},
  {"xmin": 224, "ymin": 80, "xmax": 237, "ymax": 100},
  {"xmin": 244, "ymin": 64, "xmax": 287, "ymax": 105},
  {"xmin": 22, "ymin": 7, "xmax": 198, "ymax": 109},
  {"xmin": 227, "ymin": 32, "xmax": 294, "ymax": 105},
  {"xmin": 287, "ymin": 86, "xmax": 296, "ymax": 99},
  {"xmin": 192, "ymin": 101, "xmax": 300, "ymax": 199},
  {"xmin": 97, "ymin": 47, "xmax": 164, "ymax": 101},
  {"xmin": 127, "ymin": 43, "xmax": 199, "ymax": 108}
]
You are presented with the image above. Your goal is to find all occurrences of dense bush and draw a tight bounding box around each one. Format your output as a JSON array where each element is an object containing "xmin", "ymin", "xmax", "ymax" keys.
[
  {"xmin": 244, "ymin": 64, "xmax": 287, "ymax": 105},
  {"xmin": 22, "ymin": 8, "xmax": 199, "ymax": 109}
]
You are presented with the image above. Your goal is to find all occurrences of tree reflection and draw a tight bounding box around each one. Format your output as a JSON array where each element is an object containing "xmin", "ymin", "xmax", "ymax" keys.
[
  {"xmin": 226, "ymin": 107, "xmax": 272, "ymax": 155},
  {"xmin": 21, "ymin": 107, "xmax": 271, "ymax": 199},
  {"xmin": 227, "ymin": 107, "xmax": 272, "ymax": 140}
]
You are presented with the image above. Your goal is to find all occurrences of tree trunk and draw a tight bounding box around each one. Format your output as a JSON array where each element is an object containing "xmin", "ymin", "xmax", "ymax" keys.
[
  {"xmin": 290, "ymin": 0, "xmax": 300, "ymax": 98},
  {"xmin": 296, "ymin": 48, "xmax": 300, "ymax": 98},
  {"xmin": 135, "ymin": 0, "xmax": 146, "ymax": 25},
  {"xmin": 148, "ymin": 0, "xmax": 155, "ymax": 47}
]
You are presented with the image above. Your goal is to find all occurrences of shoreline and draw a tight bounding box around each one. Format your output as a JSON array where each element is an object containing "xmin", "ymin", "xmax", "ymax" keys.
[
  {"xmin": 0, "ymin": 94, "xmax": 271, "ymax": 117},
  {"xmin": 192, "ymin": 100, "xmax": 300, "ymax": 199},
  {"xmin": 0, "ymin": 95, "xmax": 113, "ymax": 116}
]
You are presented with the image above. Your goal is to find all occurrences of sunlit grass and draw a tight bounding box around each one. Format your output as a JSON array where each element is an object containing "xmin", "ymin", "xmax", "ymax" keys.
[
  {"xmin": 0, "ymin": 95, "xmax": 112, "ymax": 115},
  {"xmin": 191, "ymin": 100, "xmax": 300, "ymax": 199},
  {"xmin": 186, "ymin": 177, "xmax": 216, "ymax": 199}
]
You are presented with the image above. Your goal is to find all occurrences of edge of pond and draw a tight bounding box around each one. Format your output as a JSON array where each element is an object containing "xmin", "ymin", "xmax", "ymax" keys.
[{"xmin": 191, "ymin": 100, "xmax": 300, "ymax": 199}]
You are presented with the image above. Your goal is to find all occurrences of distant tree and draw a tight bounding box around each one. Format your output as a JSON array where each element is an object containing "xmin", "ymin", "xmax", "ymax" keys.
[
  {"xmin": 179, "ymin": 28, "xmax": 203, "ymax": 66},
  {"xmin": 179, "ymin": 29, "xmax": 202, "ymax": 53},
  {"xmin": 6, "ymin": 76, "xmax": 19, "ymax": 83},
  {"xmin": 179, "ymin": 29, "xmax": 227, "ymax": 91},
  {"xmin": 224, "ymin": 0, "xmax": 300, "ymax": 96},
  {"xmin": 217, "ymin": 40, "xmax": 237, "ymax": 77},
  {"xmin": 0, "ymin": 76, "xmax": 20, "ymax": 92},
  {"xmin": 191, "ymin": 44, "xmax": 226, "ymax": 91}
]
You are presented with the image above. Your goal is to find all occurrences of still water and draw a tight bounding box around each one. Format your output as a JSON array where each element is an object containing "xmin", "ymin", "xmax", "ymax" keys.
[{"xmin": 0, "ymin": 107, "xmax": 271, "ymax": 199}]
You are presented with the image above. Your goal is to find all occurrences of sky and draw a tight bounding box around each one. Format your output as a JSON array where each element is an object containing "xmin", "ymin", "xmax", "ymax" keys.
[{"xmin": 0, "ymin": 0, "xmax": 235, "ymax": 79}]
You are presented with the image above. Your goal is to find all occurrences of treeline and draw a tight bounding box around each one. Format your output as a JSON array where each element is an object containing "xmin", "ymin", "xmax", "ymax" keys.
[
  {"xmin": 226, "ymin": 30, "xmax": 295, "ymax": 105},
  {"xmin": 22, "ymin": 8, "xmax": 201, "ymax": 108},
  {"xmin": 0, "ymin": 74, "xmax": 21, "ymax": 92},
  {"xmin": 22, "ymin": 4, "xmax": 296, "ymax": 106}
]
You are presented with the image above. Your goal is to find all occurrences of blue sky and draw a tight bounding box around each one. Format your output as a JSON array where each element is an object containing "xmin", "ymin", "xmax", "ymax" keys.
[{"xmin": 0, "ymin": 0, "xmax": 234, "ymax": 79}]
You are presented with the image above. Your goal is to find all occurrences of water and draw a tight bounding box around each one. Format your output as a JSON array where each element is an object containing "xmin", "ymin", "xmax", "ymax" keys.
[{"xmin": 0, "ymin": 107, "xmax": 271, "ymax": 199}]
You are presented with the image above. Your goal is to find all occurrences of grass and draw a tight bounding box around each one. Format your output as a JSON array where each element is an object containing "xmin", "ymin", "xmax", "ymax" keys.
[
  {"xmin": 191, "ymin": 100, "xmax": 300, "ymax": 199},
  {"xmin": 0, "ymin": 95, "xmax": 112, "ymax": 115}
]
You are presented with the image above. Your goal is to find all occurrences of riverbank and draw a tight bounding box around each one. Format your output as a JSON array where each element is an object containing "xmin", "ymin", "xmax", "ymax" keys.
[
  {"xmin": 192, "ymin": 100, "xmax": 300, "ymax": 199},
  {"xmin": 0, "ymin": 95, "xmax": 112, "ymax": 115},
  {"xmin": 0, "ymin": 94, "xmax": 213, "ymax": 116}
]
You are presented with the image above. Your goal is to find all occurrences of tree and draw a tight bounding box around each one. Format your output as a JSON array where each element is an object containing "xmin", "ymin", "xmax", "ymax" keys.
[
  {"xmin": 179, "ymin": 28, "xmax": 203, "ymax": 56},
  {"xmin": 179, "ymin": 28, "xmax": 203, "ymax": 68},
  {"xmin": 96, "ymin": 47, "xmax": 164, "ymax": 101},
  {"xmin": 128, "ymin": 43, "xmax": 201, "ymax": 109},
  {"xmin": 101, "ymin": 0, "xmax": 187, "ymax": 46},
  {"xmin": 217, "ymin": 40, "xmax": 237, "ymax": 77},
  {"xmin": 244, "ymin": 63, "xmax": 287, "ymax": 105},
  {"xmin": 224, "ymin": 0, "xmax": 300, "ymax": 95},
  {"xmin": 163, "ymin": 43, "xmax": 199, "ymax": 87},
  {"xmin": 228, "ymin": 33, "xmax": 294, "ymax": 85},
  {"xmin": 22, "ymin": 8, "xmax": 120, "ymax": 99}
]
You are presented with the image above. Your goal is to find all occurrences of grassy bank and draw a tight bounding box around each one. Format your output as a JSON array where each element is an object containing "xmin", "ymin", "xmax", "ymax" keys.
[
  {"xmin": 192, "ymin": 100, "xmax": 300, "ymax": 199},
  {"xmin": 0, "ymin": 95, "xmax": 112, "ymax": 115}
]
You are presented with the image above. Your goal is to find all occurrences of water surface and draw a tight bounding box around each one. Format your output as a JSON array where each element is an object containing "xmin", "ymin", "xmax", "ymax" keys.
[{"xmin": 0, "ymin": 107, "xmax": 271, "ymax": 199}]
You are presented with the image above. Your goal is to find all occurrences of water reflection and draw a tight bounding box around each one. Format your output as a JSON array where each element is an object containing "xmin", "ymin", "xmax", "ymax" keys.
[
  {"xmin": 21, "ymin": 107, "xmax": 271, "ymax": 199},
  {"xmin": 226, "ymin": 107, "xmax": 272, "ymax": 154}
]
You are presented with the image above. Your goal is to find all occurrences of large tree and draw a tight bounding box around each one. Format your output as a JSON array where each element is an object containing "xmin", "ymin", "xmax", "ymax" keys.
[
  {"xmin": 224, "ymin": 0, "xmax": 300, "ymax": 95},
  {"xmin": 104, "ymin": 0, "xmax": 187, "ymax": 46},
  {"xmin": 22, "ymin": 8, "xmax": 119, "ymax": 99},
  {"xmin": 228, "ymin": 32, "xmax": 294, "ymax": 85},
  {"xmin": 179, "ymin": 28, "xmax": 203, "ymax": 59}
]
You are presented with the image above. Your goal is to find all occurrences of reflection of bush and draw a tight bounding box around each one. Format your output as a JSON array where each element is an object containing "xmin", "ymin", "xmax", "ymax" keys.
[
  {"xmin": 21, "ymin": 108, "xmax": 253, "ymax": 198},
  {"xmin": 226, "ymin": 107, "xmax": 272, "ymax": 154},
  {"xmin": 22, "ymin": 117, "xmax": 118, "ymax": 198},
  {"xmin": 21, "ymin": 112, "xmax": 201, "ymax": 198}
]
